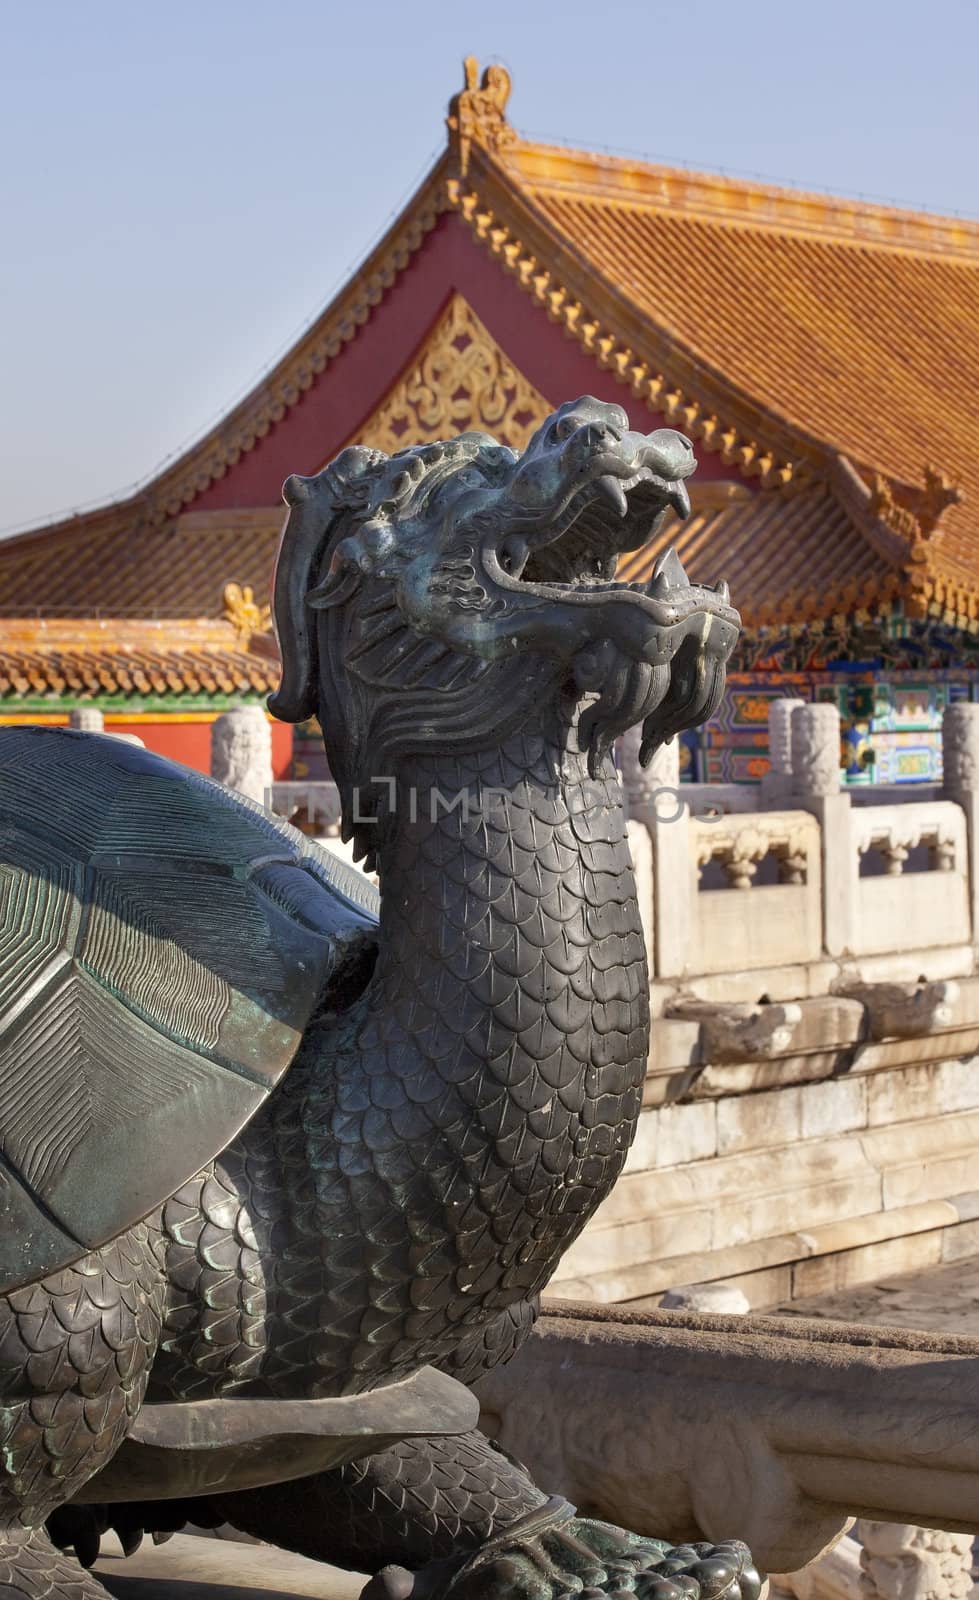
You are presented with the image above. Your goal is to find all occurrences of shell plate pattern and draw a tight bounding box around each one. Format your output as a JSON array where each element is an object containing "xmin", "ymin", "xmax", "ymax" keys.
[{"xmin": 0, "ymin": 727, "xmax": 379, "ymax": 1296}]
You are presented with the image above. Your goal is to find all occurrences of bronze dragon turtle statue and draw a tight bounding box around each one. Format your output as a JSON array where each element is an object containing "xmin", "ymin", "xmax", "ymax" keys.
[{"xmin": 0, "ymin": 397, "xmax": 758, "ymax": 1600}]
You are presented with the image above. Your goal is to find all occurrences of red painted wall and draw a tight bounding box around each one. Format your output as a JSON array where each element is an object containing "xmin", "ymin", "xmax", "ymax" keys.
[
  {"xmin": 102, "ymin": 718, "xmax": 294, "ymax": 778},
  {"xmin": 192, "ymin": 213, "xmax": 743, "ymax": 512}
]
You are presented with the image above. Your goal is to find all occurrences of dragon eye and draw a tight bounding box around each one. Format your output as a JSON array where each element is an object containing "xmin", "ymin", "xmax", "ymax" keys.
[{"xmin": 498, "ymin": 537, "xmax": 527, "ymax": 577}]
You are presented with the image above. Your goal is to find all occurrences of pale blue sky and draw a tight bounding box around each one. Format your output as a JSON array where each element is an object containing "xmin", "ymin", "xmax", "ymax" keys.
[{"xmin": 2, "ymin": 0, "xmax": 977, "ymax": 533}]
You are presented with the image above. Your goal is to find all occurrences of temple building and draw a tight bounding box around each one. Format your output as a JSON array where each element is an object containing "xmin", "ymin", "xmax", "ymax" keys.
[{"xmin": 3, "ymin": 60, "xmax": 979, "ymax": 781}]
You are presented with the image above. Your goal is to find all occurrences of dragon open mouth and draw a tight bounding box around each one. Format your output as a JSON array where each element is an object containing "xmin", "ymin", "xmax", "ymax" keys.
[
  {"xmin": 481, "ymin": 452, "xmax": 740, "ymax": 773},
  {"xmin": 485, "ymin": 457, "xmax": 736, "ymax": 629},
  {"xmin": 514, "ymin": 470, "xmax": 692, "ymax": 588}
]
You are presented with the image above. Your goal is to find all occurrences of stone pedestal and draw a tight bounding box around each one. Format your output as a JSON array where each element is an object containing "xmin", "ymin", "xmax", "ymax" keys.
[{"xmin": 210, "ymin": 706, "xmax": 274, "ymax": 807}]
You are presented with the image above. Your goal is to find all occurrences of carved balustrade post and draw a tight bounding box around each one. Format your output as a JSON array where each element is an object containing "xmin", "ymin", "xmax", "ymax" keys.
[
  {"xmin": 68, "ymin": 705, "xmax": 143, "ymax": 746},
  {"xmin": 69, "ymin": 707, "xmax": 104, "ymax": 732},
  {"xmin": 210, "ymin": 704, "xmax": 274, "ymax": 807},
  {"xmin": 942, "ymin": 702, "xmax": 979, "ymax": 943},
  {"xmin": 857, "ymin": 1521, "xmax": 975, "ymax": 1600},
  {"xmin": 617, "ymin": 728, "xmax": 690, "ymax": 980},
  {"xmin": 760, "ymin": 697, "xmax": 805, "ymax": 807},
  {"xmin": 617, "ymin": 725, "xmax": 680, "ymax": 826},
  {"xmin": 789, "ymin": 704, "xmax": 852, "ymax": 958}
]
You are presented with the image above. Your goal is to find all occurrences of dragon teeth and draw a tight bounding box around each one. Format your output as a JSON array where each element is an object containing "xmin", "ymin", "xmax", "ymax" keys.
[
  {"xmin": 650, "ymin": 546, "xmax": 689, "ymax": 593},
  {"xmin": 595, "ymin": 475, "xmax": 629, "ymax": 518}
]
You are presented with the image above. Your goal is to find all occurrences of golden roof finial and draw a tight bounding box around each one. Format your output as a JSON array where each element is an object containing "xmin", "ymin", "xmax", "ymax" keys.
[
  {"xmin": 447, "ymin": 56, "xmax": 516, "ymax": 177},
  {"xmin": 919, "ymin": 463, "xmax": 963, "ymax": 538},
  {"xmin": 222, "ymin": 582, "xmax": 271, "ymax": 647},
  {"xmin": 868, "ymin": 465, "xmax": 964, "ymax": 566},
  {"xmin": 868, "ymin": 472, "xmax": 921, "ymax": 544}
]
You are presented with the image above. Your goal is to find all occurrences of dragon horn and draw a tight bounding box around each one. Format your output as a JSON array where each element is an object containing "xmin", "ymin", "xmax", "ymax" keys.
[{"xmin": 267, "ymin": 448, "xmax": 383, "ymax": 724}]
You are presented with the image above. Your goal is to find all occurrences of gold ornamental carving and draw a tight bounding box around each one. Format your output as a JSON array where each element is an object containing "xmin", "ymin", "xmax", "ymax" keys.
[
  {"xmin": 350, "ymin": 294, "xmax": 552, "ymax": 458},
  {"xmin": 447, "ymin": 56, "xmax": 517, "ymax": 177},
  {"xmin": 869, "ymin": 464, "xmax": 963, "ymax": 555},
  {"xmin": 222, "ymin": 582, "xmax": 272, "ymax": 647}
]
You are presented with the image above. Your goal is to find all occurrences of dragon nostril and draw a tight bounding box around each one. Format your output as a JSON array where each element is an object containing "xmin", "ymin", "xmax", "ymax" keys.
[{"xmin": 584, "ymin": 422, "xmax": 621, "ymax": 448}]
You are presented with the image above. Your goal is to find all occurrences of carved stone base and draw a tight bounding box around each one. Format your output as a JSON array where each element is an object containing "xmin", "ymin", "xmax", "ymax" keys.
[{"xmin": 858, "ymin": 1522, "xmax": 975, "ymax": 1600}]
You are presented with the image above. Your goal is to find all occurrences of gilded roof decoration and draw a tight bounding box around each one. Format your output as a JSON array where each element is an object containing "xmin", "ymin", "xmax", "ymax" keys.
[
  {"xmin": 917, "ymin": 465, "xmax": 963, "ymax": 541},
  {"xmin": 868, "ymin": 474, "xmax": 923, "ymax": 546},
  {"xmin": 348, "ymin": 294, "xmax": 551, "ymax": 457},
  {"xmin": 222, "ymin": 581, "xmax": 273, "ymax": 646},
  {"xmin": 445, "ymin": 179, "xmax": 803, "ymax": 494},
  {"xmin": 447, "ymin": 57, "xmax": 516, "ymax": 177}
]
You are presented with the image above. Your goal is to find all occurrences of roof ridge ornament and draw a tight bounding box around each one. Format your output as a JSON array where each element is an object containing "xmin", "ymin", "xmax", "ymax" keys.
[
  {"xmin": 868, "ymin": 464, "xmax": 963, "ymax": 555},
  {"xmin": 918, "ymin": 462, "xmax": 964, "ymax": 539},
  {"xmin": 447, "ymin": 56, "xmax": 517, "ymax": 177},
  {"xmin": 222, "ymin": 581, "xmax": 272, "ymax": 647},
  {"xmin": 867, "ymin": 472, "xmax": 921, "ymax": 545}
]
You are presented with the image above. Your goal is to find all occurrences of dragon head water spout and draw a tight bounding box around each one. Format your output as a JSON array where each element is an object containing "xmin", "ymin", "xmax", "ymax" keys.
[{"xmin": 270, "ymin": 396, "xmax": 739, "ymax": 852}]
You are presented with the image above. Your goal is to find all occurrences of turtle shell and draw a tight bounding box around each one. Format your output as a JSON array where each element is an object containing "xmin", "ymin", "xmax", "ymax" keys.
[{"xmin": 0, "ymin": 726, "xmax": 379, "ymax": 1294}]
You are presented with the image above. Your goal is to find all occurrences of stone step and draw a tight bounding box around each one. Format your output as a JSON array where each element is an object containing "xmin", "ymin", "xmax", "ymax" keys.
[
  {"xmin": 627, "ymin": 1059, "xmax": 979, "ymax": 1176},
  {"xmin": 549, "ymin": 1197, "xmax": 974, "ymax": 1307},
  {"xmin": 591, "ymin": 1107, "xmax": 979, "ymax": 1233}
]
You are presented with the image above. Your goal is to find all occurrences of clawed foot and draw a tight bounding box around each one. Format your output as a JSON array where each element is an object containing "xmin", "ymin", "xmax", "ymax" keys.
[{"xmin": 363, "ymin": 1498, "xmax": 763, "ymax": 1600}]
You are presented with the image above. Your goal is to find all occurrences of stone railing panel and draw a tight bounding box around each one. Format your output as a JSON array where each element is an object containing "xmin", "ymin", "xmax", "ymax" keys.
[
  {"xmin": 850, "ymin": 801, "xmax": 970, "ymax": 955},
  {"xmin": 688, "ymin": 810, "xmax": 822, "ymax": 973}
]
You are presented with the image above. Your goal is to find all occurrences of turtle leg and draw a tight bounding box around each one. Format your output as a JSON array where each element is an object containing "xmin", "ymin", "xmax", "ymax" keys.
[
  {"xmin": 211, "ymin": 1430, "xmax": 763, "ymax": 1600},
  {"xmin": 0, "ymin": 1528, "xmax": 111, "ymax": 1598},
  {"xmin": 0, "ymin": 1224, "xmax": 166, "ymax": 1596}
]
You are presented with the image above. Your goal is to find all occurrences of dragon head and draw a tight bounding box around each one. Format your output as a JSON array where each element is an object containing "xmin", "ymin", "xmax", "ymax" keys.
[{"xmin": 270, "ymin": 396, "xmax": 739, "ymax": 851}]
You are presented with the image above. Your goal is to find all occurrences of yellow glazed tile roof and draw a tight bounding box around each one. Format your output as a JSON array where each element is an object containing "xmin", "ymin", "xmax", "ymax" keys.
[
  {"xmin": 516, "ymin": 162, "xmax": 978, "ymax": 566},
  {"xmin": 0, "ymin": 508, "xmax": 282, "ymax": 616},
  {"xmin": 0, "ymin": 620, "xmax": 280, "ymax": 704},
  {"xmin": 0, "ymin": 641, "xmax": 280, "ymax": 702}
]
